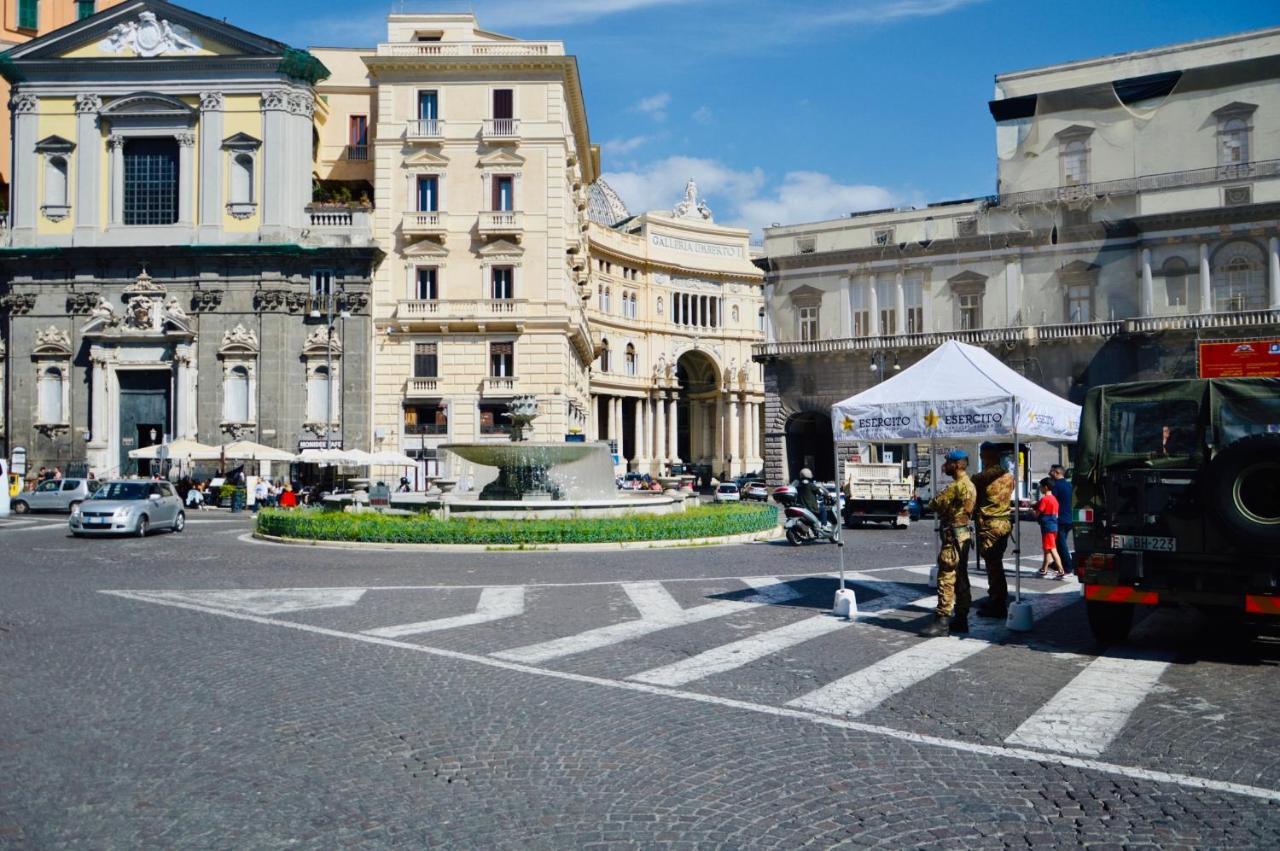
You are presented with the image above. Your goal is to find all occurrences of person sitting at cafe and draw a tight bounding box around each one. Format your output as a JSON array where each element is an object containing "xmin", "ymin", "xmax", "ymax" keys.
[{"xmin": 278, "ymin": 485, "xmax": 298, "ymax": 509}]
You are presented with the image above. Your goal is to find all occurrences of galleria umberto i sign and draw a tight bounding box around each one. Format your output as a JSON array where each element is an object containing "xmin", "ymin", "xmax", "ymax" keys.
[{"xmin": 649, "ymin": 233, "xmax": 745, "ymax": 259}]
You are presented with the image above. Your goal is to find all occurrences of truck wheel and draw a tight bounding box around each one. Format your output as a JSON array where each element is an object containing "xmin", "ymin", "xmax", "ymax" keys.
[
  {"xmin": 1208, "ymin": 432, "xmax": 1280, "ymax": 547},
  {"xmin": 1086, "ymin": 600, "xmax": 1133, "ymax": 646}
]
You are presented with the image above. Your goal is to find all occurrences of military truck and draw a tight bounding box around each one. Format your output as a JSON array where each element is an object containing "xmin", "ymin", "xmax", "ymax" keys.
[
  {"xmin": 842, "ymin": 461, "xmax": 912, "ymax": 528},
  {"xmin": 1074, "ymin": 377, "xmax": 1280, "ymax": 643}
]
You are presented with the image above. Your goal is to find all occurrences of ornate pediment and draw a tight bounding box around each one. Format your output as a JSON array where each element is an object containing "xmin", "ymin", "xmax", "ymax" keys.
[
  {"xmin": 220, "ymin": 324, "xmax": 259, "ymax": 355},
  {"xmin": 403, "ymin": 238, "xmax": 449, "ymax": 259},
  {"xmin": 477, "ymin": 238, "xmax": 523, "ymax": 261},
  {"xmin": 477, "ymin": 149, "xmax": 525, "ymax": 168},
  {"xmin": 404, "ymin": 149, "xmax": 449, "ymax": 168},
  {"xmin": 222, "ymin": 132, "xmax": 261, "ymax": 151},
  {"xmin": 34, "ymin": 135, "xmax": 76, "ymax": 154},
  {"xmin": 98, "ymin": 11, "xmax": 204, "ymax": 57},
  {"xmin": 947, "ymin": 270, "xmax": 989, "ymax": 288},
  {"xmin": 124, "ymin": 268, "xmax": 167, "ymax": 297},
  {"xmin": 101, "ymin": 93, "xmax": 197, "ymax": 121},
  {"xmin": 303, "ymin": 325, "xmax": 342, "ymax": 357},
  {"xmin": 33, "ymin": 325, "xmax": 72, "ymax": 356}
]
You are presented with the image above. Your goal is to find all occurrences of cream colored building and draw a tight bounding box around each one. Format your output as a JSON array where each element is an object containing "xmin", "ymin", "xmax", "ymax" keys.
[
  {"xmin": 756, "ymin": 26, "xmax": 1280, "ymax": 484},
  {"xmin": 585, "ymin": 179, "xmax": 765, "ymax": 479},
  {"xmin": 315, "ymin": 14, "xmax": 598, "ymax": 473}
]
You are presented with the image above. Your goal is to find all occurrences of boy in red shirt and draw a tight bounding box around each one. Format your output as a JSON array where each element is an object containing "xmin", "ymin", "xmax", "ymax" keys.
[{"xmin": 1035, "ymin": 478, "xmax": 1066, "ymax": 579}]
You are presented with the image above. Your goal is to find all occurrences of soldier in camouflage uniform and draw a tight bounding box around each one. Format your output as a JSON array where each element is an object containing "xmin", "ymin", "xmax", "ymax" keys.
[
  {"xmin": 923, "ymin": 449, "xmax": 977, "ymax": 637},
  {"xmin": 973, "ymin": 443, "xmax": 1016, "ymax": 618}
]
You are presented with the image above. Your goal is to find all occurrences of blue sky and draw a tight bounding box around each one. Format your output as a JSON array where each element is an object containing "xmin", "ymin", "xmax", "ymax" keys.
[{"xmin": 181, "ymin": 0, "xmax": 1276, "ymax": 237}]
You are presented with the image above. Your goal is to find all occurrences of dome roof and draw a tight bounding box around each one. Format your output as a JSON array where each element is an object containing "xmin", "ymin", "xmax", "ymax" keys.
[{"xmin": 586, "ymin": 179, "xmax": 631, "ymax": 227}]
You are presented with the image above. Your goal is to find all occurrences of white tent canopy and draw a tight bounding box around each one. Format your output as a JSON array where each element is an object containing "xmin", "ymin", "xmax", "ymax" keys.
[
  {"xmin": 127, "ymin": 438, "xmax": 221, "ymax": 461},
  {"xmin": 831, "ymin": 341, "xmax": 1081, "ymax": 444},
  {"xmin": 216, "ymin": 440, "xmax": 298, "ymax": 462}
]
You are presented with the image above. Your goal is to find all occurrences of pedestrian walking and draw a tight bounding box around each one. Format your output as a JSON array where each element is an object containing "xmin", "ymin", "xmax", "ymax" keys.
[
  {"xmin": 922, "ymin": 449, "xmax": 977, "ymax": 637},
  {"xmin": 1035, "ymin": 478, "xmax": 1066, "ymax": 579},
  {"xmin": 1049, "ymin": 464, "xmax": 1074, "ymax": 575},
  {"xmin": 253, "ymin": 478, "xmax": 269, "ymax": 513},
  {"xmin": 972, "ymin": 443, "xmax": 1015, "ymax": 618}
]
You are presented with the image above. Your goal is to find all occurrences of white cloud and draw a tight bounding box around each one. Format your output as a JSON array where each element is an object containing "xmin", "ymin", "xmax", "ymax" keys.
[
  {"xmin": 691, "ymin": 106, "xmax": 713, "ymax": 125},
  {"xmin": 811, "ymin": 0, "xmax": 987, "ymax": 26},
  {"xmin": 603, "ymin": 158, "xmax": 898, "ymax": 239},
  {"xmin": 478, "ymin": 0, "xmax": 698, "ymax": 28},
  {"xmin": 603, "ymin": 135, "xmax": 654, "ymax": 156},
  {"xmin": 633, "ymin": 92, "xmax": 672, "ymax": 122}
]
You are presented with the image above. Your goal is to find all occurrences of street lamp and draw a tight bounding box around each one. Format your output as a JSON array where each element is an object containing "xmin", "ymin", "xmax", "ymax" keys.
[{"xmin": 868, "ymin": 351, "xmax": 900, "ymax": 383}]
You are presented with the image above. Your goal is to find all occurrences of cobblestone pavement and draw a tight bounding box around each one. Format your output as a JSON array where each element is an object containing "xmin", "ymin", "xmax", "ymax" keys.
[{"xmin": 2, "ymin": 512, "xmax": 1278, "ymax": 847}]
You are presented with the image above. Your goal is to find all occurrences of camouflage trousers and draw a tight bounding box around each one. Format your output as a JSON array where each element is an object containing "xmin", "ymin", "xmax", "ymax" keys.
[
  {"xmin": 977, "ymin": 517, "xmax": 1012, "ymax": 604},
  {"xmin": 936, "ymin": 528, "xmax": 972, "ymax": 618}
]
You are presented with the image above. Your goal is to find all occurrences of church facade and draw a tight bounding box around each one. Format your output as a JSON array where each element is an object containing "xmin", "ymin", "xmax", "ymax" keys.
[{"xmin": 0, "ymin": 1, "xmax": 381, "ymax": 476}]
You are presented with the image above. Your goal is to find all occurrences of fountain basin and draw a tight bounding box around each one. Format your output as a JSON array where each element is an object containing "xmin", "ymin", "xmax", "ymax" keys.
[{"xmin": 440, "ymin": 440, "xmax": 620, "ymax": 503}]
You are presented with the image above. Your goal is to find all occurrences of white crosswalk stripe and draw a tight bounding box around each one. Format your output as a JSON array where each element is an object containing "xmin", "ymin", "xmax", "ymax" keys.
[
  {"xmin": 490, "ymin": 579, "xmax": 801, "ymax": 665},
  {"xmin": 363, "ymin": 587, "xmax": 526, "ymax": 639},
  {"xmin": 629, "ymin": 613, "xmax": 853, "ymax": 687},
  {"xmin": 1004, "ymin": 650, "xmax": 1175, "ymax": 755}
]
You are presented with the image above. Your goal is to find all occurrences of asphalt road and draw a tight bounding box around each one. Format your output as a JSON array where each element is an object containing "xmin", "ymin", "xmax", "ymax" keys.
[{"xmin": 2, "ymin": 509, "xmax": 1278, "ymax": 848}]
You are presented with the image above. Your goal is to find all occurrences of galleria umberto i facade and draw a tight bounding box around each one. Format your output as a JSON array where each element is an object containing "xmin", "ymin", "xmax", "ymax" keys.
[{"xmin": 0, "ymin": 3, "xmax": 764, "ymax": 479}]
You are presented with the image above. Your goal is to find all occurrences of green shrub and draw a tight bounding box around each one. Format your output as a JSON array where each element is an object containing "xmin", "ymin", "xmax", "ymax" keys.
[{"xmin": 256, "ymin": 503, "xmax": 778, "ymax": 545}]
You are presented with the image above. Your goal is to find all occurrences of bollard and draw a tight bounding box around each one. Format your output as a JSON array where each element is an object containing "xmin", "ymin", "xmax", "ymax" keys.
[{"xmin": 832, "ymin": 587, "xmax": 858, "ymax": 619}]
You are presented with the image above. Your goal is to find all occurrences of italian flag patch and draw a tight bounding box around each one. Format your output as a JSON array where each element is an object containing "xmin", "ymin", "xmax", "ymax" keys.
[{"xmin": 1075, "ymin": 508, "xmax": 1094, "ymax": 523}]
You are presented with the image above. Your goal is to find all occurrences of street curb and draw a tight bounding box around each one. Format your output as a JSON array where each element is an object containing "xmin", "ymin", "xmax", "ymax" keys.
[{"xmin": 251, "ymin": 524, "xmax": 784, "ymax": 552}]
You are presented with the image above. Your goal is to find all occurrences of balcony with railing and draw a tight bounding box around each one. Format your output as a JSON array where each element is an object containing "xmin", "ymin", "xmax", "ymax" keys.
[
  {"xmin": 482, "ymin": 118, "xmax": 520, "ymax": 140},
  {"xmin": 997, "ymin": 158, "xmax": 1280, "ymax": 208},
  {"xmin": 405, "ymin": 378, "xmax": 441, "ymax": 396},
  {"xmin": 344, "ymin": 145, "xmax": 369, "ymax": 161},
  {"xmin": 483, "ymin": 376, "xmax": 519, "ymax": 395},
  {"xmin": 303, "ymin": 205, "xmax": 374, "ymax": 247},
  {"xmin": 406, "ymin": 119, "xmax": 444, "ymax": 141},
  {"xmin": 478, "ymin": 209, "xmax": 523, "ymax": 237},
  {"xmin": 402, "ymin": 210, "xmax": 448, "ymax": 236},
  {"xmin": 396, "ymin": 299, "xmax": 530, "ymax": 331},
  {"xmin": 376, "ymin": 41, "xmax": 562, "ymax": 58}
]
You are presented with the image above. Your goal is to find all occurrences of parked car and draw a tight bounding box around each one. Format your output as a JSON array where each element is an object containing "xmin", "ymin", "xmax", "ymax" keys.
[
  {"xmin": 69, "ymin": 480, "xmax": 185, "ymax": 537},
  {"xmin": 11, "ymin": 477, "xmax": 99, "ymax": 514},
  {"xmin": 742, "ymin": 481, "xmax": 770, "ymax": 502},
  {"xmin": 714, "ymin": 483, "xmax": 741, "ymax": 503}
]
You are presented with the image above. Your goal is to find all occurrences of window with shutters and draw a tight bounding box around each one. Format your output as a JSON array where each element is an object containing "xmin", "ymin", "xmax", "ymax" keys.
[
  {"xmin": 77, "ymin": 1, "xmax": 95, "ymax": 19},
  {"xmin": 416, "ymin": 175, "xmax": 439, "ymax": 212},
  {"xmin": 414, "ymin": 343, "xmax": 438, "ymax": 378},
  {"xmin": 18, "ymin": 0, "xmax": 38, "ymax": 30},
  {"xmin": 223, "ymin": 366, "xmax": 251, "ymax": 423},
  {"xmin": 798, "ymin": 306, "xmax": 819, "ymax": 342},
  {"xmin": 957, "ymin": 292, "xmax": 982, "ymax": 329},
  {"xmin": 598, "ymin": 339, "xmax": 611, "ymax": 373},
  {"xmin": 904, "ymin": 276, "xmax": 924, "ymax": 334},
  {"xmin": 625, "ymin": 343, "xmax": 637, "ymax": 376},
  {"xmin": 492, "ymin": 175, "xmax": 514, "ymax": 211},
  {"xmin": 415, "ymin": 267, "xmax": 438, "ymax": 300},
  {"xmin": 489, "ymin": 341, "xmax": 514, "ymax": 377},
  {"xmin": 37, "ymin": 366, "xmax": 65, "ymax": 424},
  {"xmin": 491, "ymin": 266, "xmax": 514, "ymax": 300}
]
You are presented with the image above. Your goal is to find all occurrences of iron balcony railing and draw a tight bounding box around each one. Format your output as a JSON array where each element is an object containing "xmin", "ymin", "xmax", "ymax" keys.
[{"xmin": 344, "ymin": 145, "xmax": 369, "ymax": 161}]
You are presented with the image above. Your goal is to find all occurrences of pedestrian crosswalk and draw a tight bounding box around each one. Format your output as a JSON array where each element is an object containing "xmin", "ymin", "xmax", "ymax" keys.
[{"xmin": 104, "ymin": 570, "xmax": 1258, "ymax": 792}]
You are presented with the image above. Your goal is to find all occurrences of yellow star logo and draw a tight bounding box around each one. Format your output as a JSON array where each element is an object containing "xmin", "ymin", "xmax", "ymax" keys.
[
  {"xmin": 1025, "ymin": 407, "xmax": 1037, "ymax": 424},
  {"xmin": 842, "ymin": 416, "xmax": 854, "ymax": 432},
  {"xmin": 924, "ymin": 410, "xmax": 940, "ymax": 430}
]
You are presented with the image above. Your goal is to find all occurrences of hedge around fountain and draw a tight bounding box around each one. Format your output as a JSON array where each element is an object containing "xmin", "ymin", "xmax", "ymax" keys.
[{"xmin": 255, "ymin": 503, "xmax": 778, "ymax": 546}]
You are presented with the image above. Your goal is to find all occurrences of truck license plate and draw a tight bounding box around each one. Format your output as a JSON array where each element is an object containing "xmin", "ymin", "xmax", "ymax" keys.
[{"xmin": 1111, "ymin": 534, "xmax": 1176, "ymax": 552}]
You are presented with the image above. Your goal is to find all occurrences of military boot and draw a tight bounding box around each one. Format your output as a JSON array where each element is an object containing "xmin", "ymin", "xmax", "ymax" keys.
[
  {"xmin": 920, "ymin": 614, "xmax": 950, "ymax": 638},
  {"xmin": 950, "ymin": 612, "xmax": 970, "ymax": 634}
]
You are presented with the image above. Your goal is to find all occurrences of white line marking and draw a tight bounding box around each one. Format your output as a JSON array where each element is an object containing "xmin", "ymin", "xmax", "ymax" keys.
[
  {"xmin": 787, "ymin": 591, "xmax": 1081, "ymax": 717},
  {"xmin": 126, "ymin": 588, "xmax": 367, "ymax": 615},
  {"xmin": 1004, "ymin": 651, "xmax": 1175, "ymax": 756},
  {"xmin": 363, "ymin": 587, "xmax": 526, "ymax": 638},
  {"xmin": 490, "ymin": 580, "xmax": 793, "ymax": 665},
  {"xmin": 630, "ymin": 614, "xmax": 853, "ymax": 687},
  {"xmin": 97, "ymin": 588, "xmax": 1280, "ymax": 804}
]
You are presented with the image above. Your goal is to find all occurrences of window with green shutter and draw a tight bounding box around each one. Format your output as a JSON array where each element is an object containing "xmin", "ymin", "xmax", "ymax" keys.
[
  {"xmin": 78, "ymin": 1, "xmax": 96, "ymax": 20},
  {"xmin": 18, "ymin": 0, "xmax": 39, "ymax": 30}
]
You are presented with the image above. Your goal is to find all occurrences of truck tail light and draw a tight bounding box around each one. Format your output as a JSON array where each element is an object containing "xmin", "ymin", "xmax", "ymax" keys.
[{"xmin": 1244, "ymin": 595, "xmax": 1280, "ymax": 616}]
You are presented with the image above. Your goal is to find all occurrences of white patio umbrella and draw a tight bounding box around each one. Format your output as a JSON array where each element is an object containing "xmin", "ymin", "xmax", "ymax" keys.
[
  {"xmin": 297, "ymin": 448, "xmax": 346, "ymax": 466},
  {"xmin": 367, "ymin": 450, "xmax": 418, "ymax": 467},
  {"xmin": 216, "ymin": 440, "xmax": 298, "ymax": 462},
  {"xmin": 128, "ymin": 438, "xmax": 221, "ymax": 461}
]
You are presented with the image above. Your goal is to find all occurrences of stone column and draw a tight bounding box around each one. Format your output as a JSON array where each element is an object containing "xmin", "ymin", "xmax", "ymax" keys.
[
  {"xmin": 702, "ymin": 401, "xmax": 715, "ymax": 461},
  {"xmin": 1199, "ymin": 243, "xmax": 1212, "ymax": 313},
  {"xmin": 1141, "ymin": 248, "xmax": 1154, "ymax": 316},
  {"xmin": 632, "ymin": 396, "xmax": 648, "ymax": 470},
  {"xmin": 867, "ymin": 273, "xmax": 880, "ymax": 336},
  {"xmin": 9, "ymin": 93, "xmax": 39, "ymax": 241},
  {"xmin": 728, "ymin": 396, "xmax": 741, "ymax": 478},
  {"xmin": 198, "ymin": 91, "xmax": 224, "ymax": 241},
  {"xmin": 654, "ymin": 395, "xmax": 667, "ymax": 471},
  {"xmin": 668, "ymin": 391, "xmax": 681, "ymax": 466},
  {"xmin": 260, "ymin": 90, "xmax": 290, "ymax": 235},
  {"xmin": 716, "ymin": 393, "xmax": 726, "ymax": 477},
  {"xmin": 174, "ymin": 344, "xmax": 198, "ymax": 439},
  {"xmin": 88, "ymin": 347, "xmax": 109, "ymax": 467},
  {"xmin": 108, "ymin": 135, "xmax": 125, "ymax": 226},
  {"xmin": 74, "ymin": 94, "xmax": 102, "ymax": 243},
  {"xmin": 894, "ymin": 270, "xmax": 906, "ymax": 333},
  {"xmin": 1269, "ymin": 237, "xmax": 1280, "ymax": 309},
  {"xmin": 589, "ymin": 394, "xmax": 599, "ymax": 441},
  {"xmin": 176, "ymin": 132, "xmax": 196, "ymax": 226}
]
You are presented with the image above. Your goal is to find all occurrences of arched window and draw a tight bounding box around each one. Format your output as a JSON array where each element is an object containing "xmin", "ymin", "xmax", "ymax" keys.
[
  {"xmin": 1219, "ymin": 258, "xmax": 1258, "ymax": 312},
  {"xmin": 598, "ymin": 339, "xmax": 610, "ymax": 373},
  {"xmin": 307, "ymin": 366, "xmax": 331, "ymax": 423},
  {"xmin": 1220, "ymin": 118, "xmax": 1250, "ymax": 166},
  {"xmin": 46, "ymin": 156, "xmax": 68, "ymax": 207},
  {"xmin": 604, "ymin": 287, "xmax": 612, "ymax": 313},
  {"xmin": 231, "ymin": 153, "xmax": 254, "ymax": 205},
  {"xmin": 38, "ymin": 366, "xmax": 65, "ymax": 424},
  {"xmin": 223, "ymin": 365, "xmax": 250, "ymax": 423},
  {"xmin": 1160, "ymin": 257, "xmax": 1189, "ymax": 312},
  {"xmin": 625, "ymin": 343, "xmax": 637, "ymax": 376},
  {"xmin": 631, "ymin": 293, "xmax": 638, "ymax": 318}
]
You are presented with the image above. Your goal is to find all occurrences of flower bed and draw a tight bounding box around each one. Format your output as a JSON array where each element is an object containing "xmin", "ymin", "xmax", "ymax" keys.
[{"xmin": 256, "ymin": 503, "xmax": 778, "ymax": 545}]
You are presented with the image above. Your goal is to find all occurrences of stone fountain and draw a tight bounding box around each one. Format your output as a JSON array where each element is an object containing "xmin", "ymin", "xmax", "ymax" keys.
[{"xmin": 438, "ymin": 395, "xmax": 678, "ymax": 519}]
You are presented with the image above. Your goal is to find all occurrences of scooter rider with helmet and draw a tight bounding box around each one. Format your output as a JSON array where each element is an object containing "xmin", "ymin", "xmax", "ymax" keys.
[{"xmin": 793, "ymin": 467, "xmax": 826, "ymax": 524}]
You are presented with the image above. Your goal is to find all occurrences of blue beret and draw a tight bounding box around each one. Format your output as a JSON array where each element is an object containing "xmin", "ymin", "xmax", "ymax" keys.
[{"xmin": 945, "ymin": 449, "xmax": 969, "ymax": 462}]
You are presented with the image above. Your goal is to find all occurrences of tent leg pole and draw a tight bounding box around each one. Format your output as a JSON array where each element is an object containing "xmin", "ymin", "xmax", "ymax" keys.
[
  {"xmin": 834, "ymin": 442, "xmax": 845, "ymax": 590},
  {"xmin": 1014, "ymin": 422, "xmax": 1021, "ymax": 605}
]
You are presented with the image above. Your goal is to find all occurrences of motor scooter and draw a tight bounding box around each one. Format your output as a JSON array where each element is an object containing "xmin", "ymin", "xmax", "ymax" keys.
[{"xmin": 772, "ymin": 485, "xmax": 843, "ymax": 546}]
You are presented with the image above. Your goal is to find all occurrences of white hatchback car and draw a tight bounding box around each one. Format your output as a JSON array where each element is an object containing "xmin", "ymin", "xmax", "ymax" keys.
[
  {"xmin": 70, "ymin": 480, "xmax": 186, "ymax": 537},
  {"xmin": 714, "ymin": 483, "xmax": 741, "ymax": 503}
]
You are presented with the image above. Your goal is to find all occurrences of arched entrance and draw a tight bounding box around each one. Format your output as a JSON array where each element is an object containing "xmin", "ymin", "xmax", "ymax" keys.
[
  {"xmin": 675, "ymin": 350, "xmax": 721, "ymax": 479},
  {"xmin": 785, "ymin": 412, "xmax": 834, "ymax": 482}
]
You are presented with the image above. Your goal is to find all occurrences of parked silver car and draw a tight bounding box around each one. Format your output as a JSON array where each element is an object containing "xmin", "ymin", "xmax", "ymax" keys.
[
  {"xmin": 69, "ymin": 480, "xmax": 185, "ymax": 537},
  {"xmin": 12, "ymin": 478, "xmax": 100, "ymax": 514}
]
